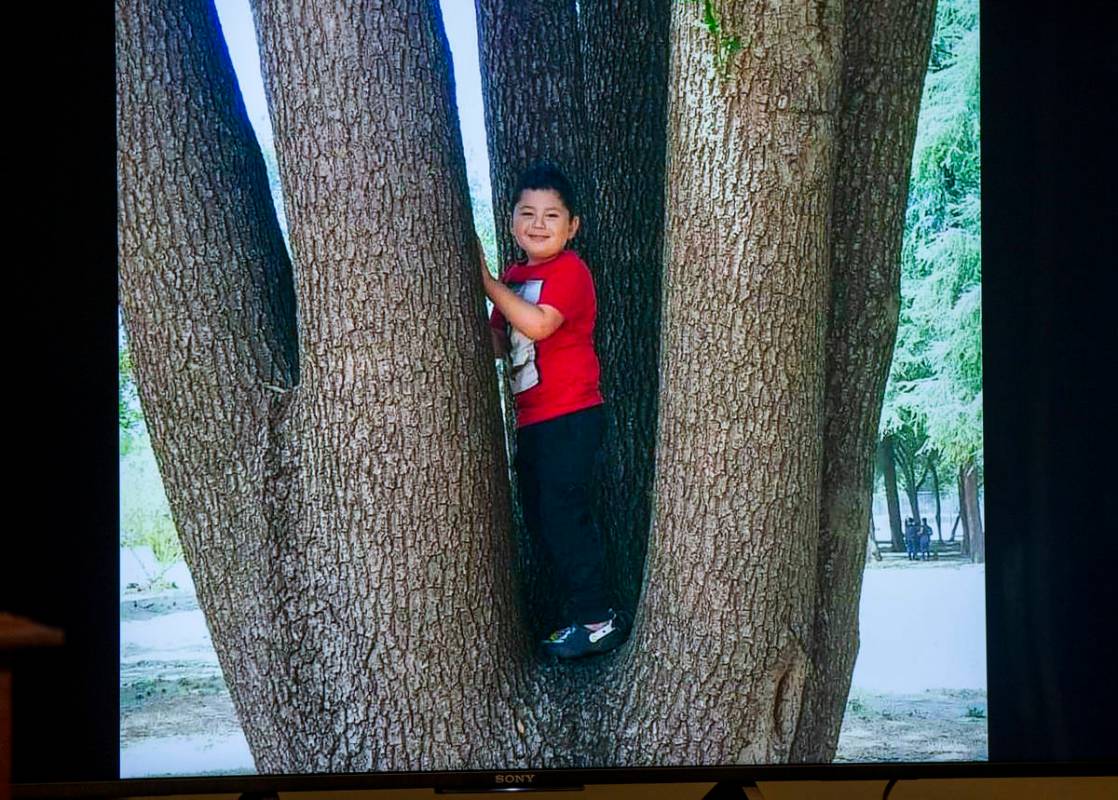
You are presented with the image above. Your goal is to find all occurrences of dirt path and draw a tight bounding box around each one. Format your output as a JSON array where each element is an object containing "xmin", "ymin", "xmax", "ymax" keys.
[{"xmin": 836, "ymin": 688, "xmax": 988, "ymax": 762}]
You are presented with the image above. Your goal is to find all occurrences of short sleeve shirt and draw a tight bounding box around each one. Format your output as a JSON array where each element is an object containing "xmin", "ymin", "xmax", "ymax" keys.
[{"xmin": 489, "ymin": 249, "xmax": 603, "ymax": 427}]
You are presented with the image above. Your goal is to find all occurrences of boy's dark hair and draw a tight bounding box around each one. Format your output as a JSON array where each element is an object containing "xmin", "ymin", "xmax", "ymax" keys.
[{"xmin": 512, "ymin": 163, "xmax": 579, "ymax": 219}]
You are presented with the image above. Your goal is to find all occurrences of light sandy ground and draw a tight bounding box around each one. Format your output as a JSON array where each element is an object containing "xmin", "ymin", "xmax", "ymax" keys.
[
  {"xmin": 120, "ymin": 550, "xmax": 988, "ymax": 776},
  {"xmin": 853, "ymin": 561, "xmax": 986, "ymax": 693},
  {"xmin": 832, "ymin": 558, "xmax": 988, "ymax": 762}
]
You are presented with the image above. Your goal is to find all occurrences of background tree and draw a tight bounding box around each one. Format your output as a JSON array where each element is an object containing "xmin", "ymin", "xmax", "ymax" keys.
[
  {"xmin": 890, "ymin": 417, "xmax": 931, "ymax": 522},
  {"xmin": 877, "ymin": 434, "xmax": 905, "ymax": 550},
  {"xmin": 928, "ymin": 451, "xmax": 944, "ymax": 540},
  {"xmin": 880, "ymin": 0, "xmax": 982, "ymax": 562}
]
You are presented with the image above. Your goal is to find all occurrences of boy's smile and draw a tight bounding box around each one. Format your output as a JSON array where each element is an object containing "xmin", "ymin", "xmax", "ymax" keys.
[{"xmin": 512, "ymin": 188, "xmax": 580, "ymax": 265}]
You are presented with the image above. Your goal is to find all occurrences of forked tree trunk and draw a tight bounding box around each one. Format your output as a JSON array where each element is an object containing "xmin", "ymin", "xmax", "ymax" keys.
[
  {"xmin": 879, "ymin": 436, "xmax": 905, "ymax": 551},
  {"xmin": 120, "ymin": 0, "xmax": 527, "ymax": 772},
  {"xmin": 792, "ymin": 0, "xmax": 938, "ymax": 762},
  {"xmin": 119, "ymin": 0, "xmax": 938, "ymax": 771}
]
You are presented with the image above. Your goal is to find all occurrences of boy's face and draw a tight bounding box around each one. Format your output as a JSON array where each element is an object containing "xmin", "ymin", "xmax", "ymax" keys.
[{"xmin": 512, "ymin": 188, "xmax": 580, "ymax": 265}]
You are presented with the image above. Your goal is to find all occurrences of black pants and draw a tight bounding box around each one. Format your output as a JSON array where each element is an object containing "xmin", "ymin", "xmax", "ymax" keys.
[{"xmin": 515, "ymin": 404, "xmax": 610, "ymax": 625}]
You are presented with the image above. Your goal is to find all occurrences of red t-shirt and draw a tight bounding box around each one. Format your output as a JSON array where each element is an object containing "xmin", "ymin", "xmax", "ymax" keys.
[{"xmin": 489, "ymin": 249, "xmax": 603, "ymax": 427}]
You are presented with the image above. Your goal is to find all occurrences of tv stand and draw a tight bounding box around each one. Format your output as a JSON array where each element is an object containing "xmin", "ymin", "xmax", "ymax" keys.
[{"xmin": 702, "ymin": 782, "xmax": 767, "ymax": 800}]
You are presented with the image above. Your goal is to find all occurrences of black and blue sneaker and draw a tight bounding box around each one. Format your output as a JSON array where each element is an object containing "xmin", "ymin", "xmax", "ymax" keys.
[{"xmin": 540, "ymin": 609, "xmax": 628, "ymax": 659}]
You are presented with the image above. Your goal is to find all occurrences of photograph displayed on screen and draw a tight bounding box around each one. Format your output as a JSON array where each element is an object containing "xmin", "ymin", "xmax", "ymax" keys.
[{"xmin": 116, "ymin": 0, "xmax": 984, "ymax": 777}]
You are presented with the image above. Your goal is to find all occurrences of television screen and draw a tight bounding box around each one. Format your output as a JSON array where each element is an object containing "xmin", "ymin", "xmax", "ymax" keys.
[
  {"xmin": 7, "ymin": 0, "xmax": 1113, "ymax": 793},
  {"xmin": 114, "ymin": 0, "xmax": 987, "ymax": 777}
]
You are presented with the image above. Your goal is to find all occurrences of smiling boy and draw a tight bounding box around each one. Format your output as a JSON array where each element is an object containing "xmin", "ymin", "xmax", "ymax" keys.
[{"xmin": 481, "ymin": 164, "xmax": 625, "ymax": 659}]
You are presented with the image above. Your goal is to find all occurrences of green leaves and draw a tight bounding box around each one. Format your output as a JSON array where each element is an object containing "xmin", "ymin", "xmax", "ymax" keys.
[
  {"xmin": 119, "ymin": 325, "xmax": 145, "ymax": 457},
  {"xmin": 883, "ymin": 0, "xmax": 981, "ymax": 475},
  {"xmin": 690, "ymin": 0, "xmax": 746, "ymax": 81}
]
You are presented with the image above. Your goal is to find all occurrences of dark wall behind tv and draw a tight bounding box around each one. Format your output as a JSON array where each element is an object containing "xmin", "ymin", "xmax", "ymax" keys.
[
  {"xmin": 4, "ymin": 0, "xmax": 1115, "ymax": 784},
  {"xmin": 6, "ymin": 1, "xmax": 119, "ymax": 783},
  {"xmin": 981, "ymin": 0, "xmax": 1116, "ymax": 762}
]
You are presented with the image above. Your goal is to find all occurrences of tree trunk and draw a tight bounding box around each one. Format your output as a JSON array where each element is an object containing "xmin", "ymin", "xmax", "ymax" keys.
[
  {"xmin": 930, "ymin": 457, "xmax": 943, "ymax": 542},
  {"xmin": 879, "ymin": 436, "xmax": 905, "ymax": 551},
  {"xmin": 868, "ymin": 518, "xmax": 882, "ymax": 562},
  {"xmin": 894, "ymin": 439, "xmax": 923, "ymax": 522},
  {"xmin": 475, "ymin": 0, "xmax": 587, "ymax": 268},
  {"xmin": 958, "ymin": 466, "xmax": 971, "ymax": 556},
  {"xmin": 963, "ymin": 459, "xmax": 985, "ymax": 563},
  {"xmin": 791, "ymin": 0, "xmax": 938, "ymax": 762},
  {"xmin": 118, "ymin": 0, "xmax": 940, "ymax": 770},
  {"xmin": 631, "ymin": 0, "xmax": 840, "ymax": 764},
  {"xmin": 576, "ymin": 0, "xmax": 671, "ymax": 616},
  {"xmin": 120, "ymin": 0, "xmax": 528, "ymax": 772},
  {"xmin": 476, "ymin": 0, "xmax": 672, "ymax": 627}
]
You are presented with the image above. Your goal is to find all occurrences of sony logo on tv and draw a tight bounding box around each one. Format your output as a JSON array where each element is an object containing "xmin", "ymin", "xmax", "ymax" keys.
[{"xmin": 494, "ymin": 773, "xmax": 537, "ymax": 784}]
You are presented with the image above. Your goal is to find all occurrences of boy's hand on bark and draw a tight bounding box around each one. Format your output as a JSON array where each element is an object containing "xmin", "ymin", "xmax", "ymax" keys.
[{"xmin": 478, "ymin": 237, "xmax": 495, "ymax": 285}]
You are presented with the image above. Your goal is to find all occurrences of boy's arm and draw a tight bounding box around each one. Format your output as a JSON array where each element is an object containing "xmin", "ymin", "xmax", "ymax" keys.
[
  {"xmin": 478, "ymin": 244, "xmax": 564, "ymax": 341},
  {"xmin": 483, "ymin": 275, "xmax": 565, "ymax": 341}
]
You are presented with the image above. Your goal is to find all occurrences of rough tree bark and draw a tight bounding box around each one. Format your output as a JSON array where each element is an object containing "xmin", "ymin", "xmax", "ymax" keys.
[
  {"xmin": 633, "ymin": 0, "xmax": 841, "ymax": 764},
  {"xmin": 117, "ymin": 0, "xmax": 299, "ymax": 767},
  {"xmin": 791, "ymin": 0, "xmax": 937, "ymax": 762},
  {"xmin": 119, "ymin": 0, "xmax": 528, "ymax": 772},
  {"xmin": 118, "ymin": 0, "xmax": 938, "ymax": 771},
  {"xmin": 575, "ymin": 0, "xmax": 671, "ymax": 615},
  {"xmin": 879, "ymin": 436, "xmax": 905, "ymax": 551},
  {"xmin": 475, "ymin": 0, "xmax": 588, "ymax": 268},
  {"xmin": 476, "ymin": 0, "xmax": 671, "ymax": 625}
]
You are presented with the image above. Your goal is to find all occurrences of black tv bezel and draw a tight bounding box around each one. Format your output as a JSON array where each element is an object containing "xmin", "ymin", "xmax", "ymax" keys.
[
  {"xmin": 11, "ymin": 761, "xmax": 1118, "ymax": 799},
  {"xmin": 7, "ymin": 0, "xmax": 1116, "ymax": 794}
]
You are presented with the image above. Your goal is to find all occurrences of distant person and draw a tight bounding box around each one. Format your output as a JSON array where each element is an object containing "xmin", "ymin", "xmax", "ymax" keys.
[
  {"xmin": 904, "ymin": 517, "xmax": 918, "ymax": 560},
  {"xmin": 919, "ymin": 517, "xmax": 933, "ymax": 560}
]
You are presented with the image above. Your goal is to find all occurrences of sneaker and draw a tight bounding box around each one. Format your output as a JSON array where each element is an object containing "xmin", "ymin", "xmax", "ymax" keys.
[{"xmin": 540, "ymin": 609, "xmax": 628, "ymax": 659}]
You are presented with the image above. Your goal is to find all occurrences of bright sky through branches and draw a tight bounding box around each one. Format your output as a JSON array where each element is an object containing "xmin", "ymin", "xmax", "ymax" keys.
[{"xmin": 213, "ymin": 0, "xmax": 493, "ymax": 199}]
